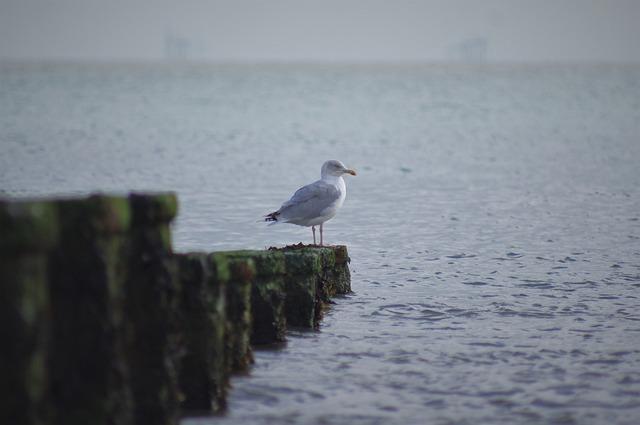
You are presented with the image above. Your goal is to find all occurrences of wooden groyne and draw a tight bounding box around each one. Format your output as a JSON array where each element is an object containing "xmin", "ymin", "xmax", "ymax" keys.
[{"xmin": 0, "ymin": 193, "xmax": 351, "ymax": 425}]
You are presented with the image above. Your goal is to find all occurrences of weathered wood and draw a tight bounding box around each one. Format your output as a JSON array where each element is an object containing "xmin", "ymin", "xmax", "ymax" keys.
[
  {"xmin": 47, "ymin": 195, "xmax": 133, "ymax": 425},
  {"xmin": 0, "ymin": 201, "xmax": 58, "ymax": 425},
  {"xmin": 176, "ymin": 252, "xmax": 228, "ymax": 414},
  {"xmin": 322, "ymin": 245, "xmax": 352, "ymax": 296},
  {"xmin": 124, "ymin": 193, "xmax": 179, "ymax": 425},
  {"xmin": 220, "ymin": 255, "xmax": 254, "ymax": 373},
  {"xmin": 281, "ymin": 249, "xmax": 323, "ymax": 328},
  {"xmin": 1, "ymin": 193, "xmax": 353, "ymax": 424},
  {"xmin": 273, "ymin": 245, "xmax": 352, "ymax": 328},
  {"xmin": 223, "ymin": 251, "xmax": 287, "ymax": 345}
]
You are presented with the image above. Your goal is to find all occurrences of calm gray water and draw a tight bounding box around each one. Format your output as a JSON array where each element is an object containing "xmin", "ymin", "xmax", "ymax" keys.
[{"xmin": 1, "ymin": 63, "xmax": 640, "ymax": 425}]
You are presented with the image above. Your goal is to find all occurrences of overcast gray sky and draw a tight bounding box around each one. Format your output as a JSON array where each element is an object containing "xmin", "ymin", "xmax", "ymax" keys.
[{"xmin": 1, "ymin": 0, "xmax": 639, "ymax": 63}]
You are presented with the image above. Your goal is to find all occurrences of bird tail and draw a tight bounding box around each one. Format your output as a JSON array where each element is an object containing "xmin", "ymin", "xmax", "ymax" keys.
[{"xmin": 264, "ymin": 211, "xmax": 280, "ymax": 226}]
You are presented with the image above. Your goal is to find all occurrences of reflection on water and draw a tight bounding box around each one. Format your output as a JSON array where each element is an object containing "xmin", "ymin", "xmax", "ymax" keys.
[{"xmin": 2, "ymin": 63, "xmax": 640, "ymax": 424}]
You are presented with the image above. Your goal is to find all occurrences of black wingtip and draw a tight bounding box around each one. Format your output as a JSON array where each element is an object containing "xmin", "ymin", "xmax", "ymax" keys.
[{"xmin": 264, "ymin": 211, "xmax": 279, "ymax": 222}]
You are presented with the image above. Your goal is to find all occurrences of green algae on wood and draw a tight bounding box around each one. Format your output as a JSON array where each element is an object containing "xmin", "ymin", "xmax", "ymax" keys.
[
  {"xmin": 312, "ymin": 245, "xmax": 351, "ymax": 300},
  {"xmin": 124, "ymin": 193, "xmax": 180, "ymax": 425},
  {"xmin": 176, "ymin": 253, "xmax": 228, "ymax": 414},
  {"xmin": 1, "ymin": 192, "xmax": 354, "ymax": 425},
  {"xmin": 0, "ymin": 201, "xmax": 59, "ymax": 252},
  {"xmin": 272, "ymin": 245, "xmax": 352, "ymax": 328},
  {"xmin": 219, "ymin": 255, "xmax": 254, "ymax": 373},
  {"xmin": 46, "ymin": 195, "xmax": 133, "ymax": 425},
  {"xmin": 325, "ymin": 245, "xmax": 352, "ymax": 295},
  {"xmin": 281, "ymin": 249, "xmax": 323, "ymax": 328},
  {"xmin": 223, "ymin": 251, "xmax": 287, "ymax": 345},
  {"xmin": 0, "ymin": 201, "xmax": 58, "ymax": 425}
]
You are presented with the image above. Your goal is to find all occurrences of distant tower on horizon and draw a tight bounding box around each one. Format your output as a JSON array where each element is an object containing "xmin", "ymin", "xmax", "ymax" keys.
[
  {"xmin": 447, "ymin": 37, "xmax": 489, "ymax": 62},
  {"xmin": 164, "ymin": 31, "xmax": 195, "ymax": 61}
]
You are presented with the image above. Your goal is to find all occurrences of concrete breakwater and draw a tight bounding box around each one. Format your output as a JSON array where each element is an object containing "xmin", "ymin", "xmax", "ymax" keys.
[{"xmin": 0, "ymin": 193, "xmax": 351, "ymax": 425}]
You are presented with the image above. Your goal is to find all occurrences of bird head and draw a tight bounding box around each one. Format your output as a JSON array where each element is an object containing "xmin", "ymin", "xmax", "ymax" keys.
[{"xmin": 321, "ymin": 160, "xmax": 357, "ymax": 178}]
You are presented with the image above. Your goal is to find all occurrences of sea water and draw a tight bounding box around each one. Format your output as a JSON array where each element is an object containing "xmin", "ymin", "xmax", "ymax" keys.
[{"xmin": 1, "ymin": 62, "xmax": 639, "ymax": 425}]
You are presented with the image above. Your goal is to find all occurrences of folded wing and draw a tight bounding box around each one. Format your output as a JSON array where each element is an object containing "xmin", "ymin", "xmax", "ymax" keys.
[{"xmin": 278, "ymin": 180, "xmax": 341, "ymax": 223}]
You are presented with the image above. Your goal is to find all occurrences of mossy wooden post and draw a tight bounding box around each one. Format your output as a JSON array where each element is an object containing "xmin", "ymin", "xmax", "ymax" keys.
[
  {"xmin": 275, "ymin": 245, "xmax": 352, "ymax": 327},
  {"xmin": 226, "ymin": 251, "xmax": 287, "ymax": 345},
  {"xmin": 46, "ymin": 195, "xmax": 133, "ymax": 425},
  {"xmin": 331, "ymin": 245, "xmax": 352, "ymax": 294},
  {"xmin": 319, "ymin": 245, "xmax": 352, "ymax": 298},
  {"xmin": 0, "ymin": 201, "xmax": 57, "ymax": 425},
  {"xmin": 176, "ymin": 252, "xmax": 228, "ymax": 414},
  {"xmin": 125, "ymin": 193, "xmax": 179, "ymax": 425},
  {"xmin": 281, "ymin": 248, "xmax": 323, "ymax": 328},
  {"xmin": 221, "ymin": 256, "xmax": 254, "ymax": 373}
]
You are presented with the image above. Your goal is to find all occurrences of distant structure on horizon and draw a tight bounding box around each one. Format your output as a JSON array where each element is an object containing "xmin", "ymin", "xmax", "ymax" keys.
[
  {"xmin": 447, "ymin": 37, "xmax": 488, "ymax": 62},
  {"xmin": 163, "ymin": 32, "xmax": 205, "ymax": 61}
]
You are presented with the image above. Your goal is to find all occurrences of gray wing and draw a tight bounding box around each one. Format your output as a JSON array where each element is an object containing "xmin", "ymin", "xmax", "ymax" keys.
[{"xmin": 278, "ymin": 180, "xmax": 341, "ymax": 221}]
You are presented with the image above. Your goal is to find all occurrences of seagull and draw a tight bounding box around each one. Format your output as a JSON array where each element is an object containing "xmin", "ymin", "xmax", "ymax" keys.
[{"xmin": 265, "ymin": 159, "xmax": 356, "ymax": 246}]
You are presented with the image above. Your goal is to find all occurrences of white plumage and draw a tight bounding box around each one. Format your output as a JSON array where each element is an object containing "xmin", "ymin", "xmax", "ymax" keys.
[{"xmin": 265, "ymin": 159, "xmax": 356, "ymax": 245}]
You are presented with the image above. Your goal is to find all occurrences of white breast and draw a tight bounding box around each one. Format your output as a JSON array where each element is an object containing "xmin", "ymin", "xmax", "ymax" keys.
[{"xmin": 317, "ymin": 176, "xmax": 346, "ymax": 222}]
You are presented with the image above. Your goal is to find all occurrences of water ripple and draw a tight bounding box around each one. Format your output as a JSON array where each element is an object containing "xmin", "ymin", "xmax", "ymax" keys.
[{"xmin": 4, "ymin": 63, "xmax": 640, "ymax": 425}]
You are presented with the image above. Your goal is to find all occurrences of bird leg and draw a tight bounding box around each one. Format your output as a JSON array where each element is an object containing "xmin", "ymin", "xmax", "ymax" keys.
[
  {"xmin": 312, "ymin": 225, "xmax": 316, "ymax": 245},
  {"xmin": 320, "ymin": 223, "xmax": 324, "ymax": 246}
]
